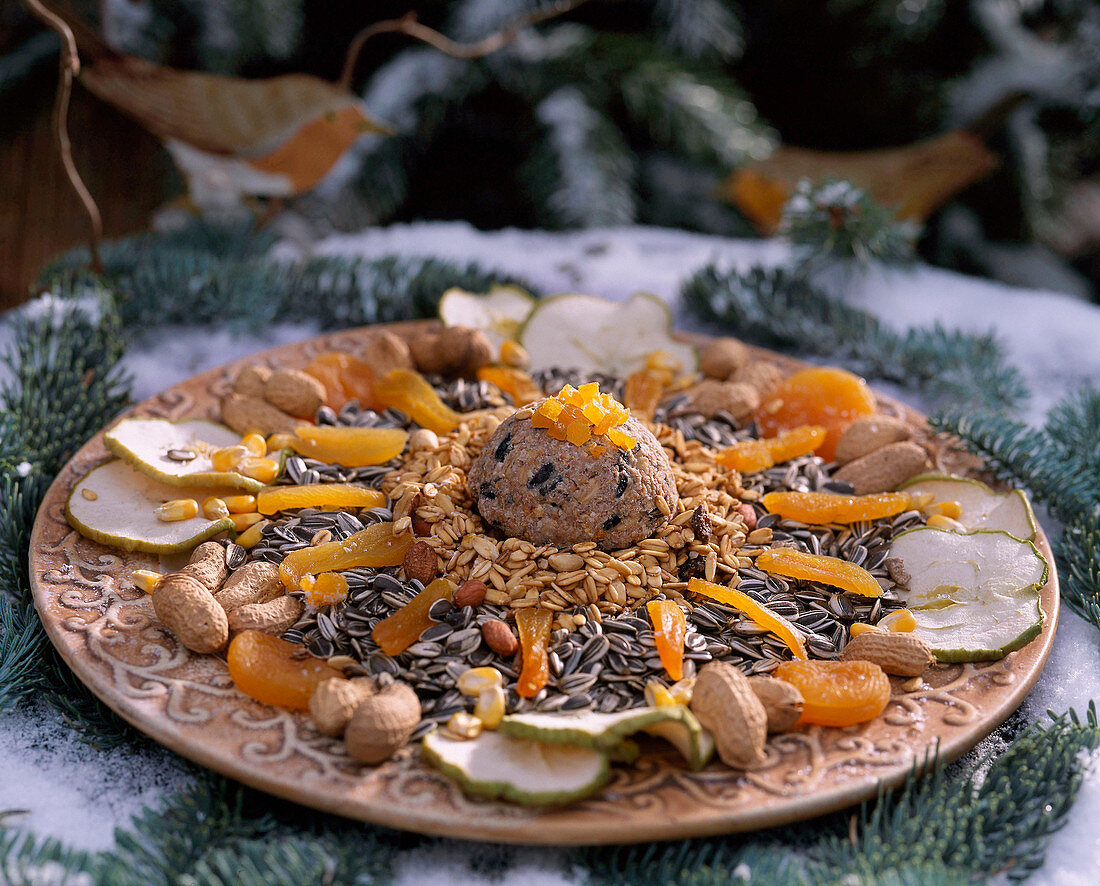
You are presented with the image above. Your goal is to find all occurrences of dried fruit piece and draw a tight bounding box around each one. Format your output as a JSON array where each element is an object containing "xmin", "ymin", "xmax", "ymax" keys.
[
  {"xmin": 257, "ymin": 483, "xmax": 385, "ymax": 515},
  {"xmin": 689, "ymin": 578, "xmax": 808, "ymax": 659},
  {"xmin": 755, "ymin": 548, "xmax": 883, "ymax": 598},
  {"xmin": 279, "ymin": 522, "xmax": 411, "ymax": 590},
  {"xmin": 303, "ymin": 351, "xmax": 381, "ymax": 411},
  {"xmin": 647, "ymin": 599, "xmax": 687, "ymax": 681},
  {"xmin": 755, "ymin": 367, "xmax": 876, "ymax": 462},
  {"xmin": 302, "ymin": 572, "xmax": 349, "ymax": 607},
  {"xmin": 716, "ymin": 425, "xmax": 827, "ymax": 473},
  {"xmin": 292, "ymin": 425, "xmax": 408, "ymax": 467},
  {"xmin": 622, "ymin": 368, "xmax": 667, "ymax": 421},
  {"xmin": 477, "ymin": 365, "xmax": 544, "ymax": 405},
  {"xmin": 227, "ymin": 630, "xmax": 343, "ymax": 711},
  {"xmin": 761, "ymin": 490, "xmax": 911, "ymax": 524},
  {"xmin": 515, "ymin": 608, "xmax": 553, "ymax": 698},
  {"xmin": 773, "ymin": 659, "xmax": 891, "ymax": 727},
  {"xmin": 373, "ymin": 369, "xmax": 463, "ymax": 434},
  {"xmin": 371, "ymin": 578, "xmax": 455, "ymax": 656}
]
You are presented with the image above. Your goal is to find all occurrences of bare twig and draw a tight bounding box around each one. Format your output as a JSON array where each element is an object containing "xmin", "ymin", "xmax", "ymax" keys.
[
  {"xmin": 339, "ymin": 0, "xmax": 590, "ymax": 91},
  {"xmin": 22, "ymin": 0, "xmax": 104, "ymax": 273}
]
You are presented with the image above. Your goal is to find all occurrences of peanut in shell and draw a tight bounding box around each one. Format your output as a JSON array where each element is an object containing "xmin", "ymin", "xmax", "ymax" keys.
[
  {"xmin": 689, "ymin": 662, "xmax": 767, "ymax": 769},
  {"xmin": 839, "ymin": 630, "xmax": 935, "ymax": 677}
]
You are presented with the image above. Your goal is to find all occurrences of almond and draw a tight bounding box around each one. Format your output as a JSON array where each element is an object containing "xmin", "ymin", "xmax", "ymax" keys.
[
  {"xmin": 839, "ymin": 630, "xmax": 935, "ymax": 677},
  {"xmin": 403, "ymin": 540, "xmax": 438, "ymax": 585},
  {"xmin": 832, "ymin": 441, "xmax": 929, "ymax": 494},
  {"xmin": 834, "ymin": 415, "xmax": 913, "ymax": 465},
  {"xmin": 747, "ymin": 675, "xmax": 804, "ymax": 732},
  {"xmin": 737, "ymin": 502, "xmax": 758, "ymax": 532},
  {"xmin": 454, "ymin": 579, "xmax": 488, "ymax": 608},
  {"xmin": 263, "ymin": 368, "xmax": 326, "ymax": 419},
  {"xmin": 699, "ymin": 337, "xmax": 750, "ymax": 379},
  {"xmin": 482, "ymin": 619, "xmax": 518, "ymax": 656},
  {"xmin": 221, "ymin": 392, "xmax": 299, "ymax": 436}
]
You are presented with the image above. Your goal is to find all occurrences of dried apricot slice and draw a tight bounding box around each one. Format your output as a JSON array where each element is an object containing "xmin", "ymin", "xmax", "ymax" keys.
[
  {"xmin": 516, "ymin": 608, "xmax": 553, "ymax": 698},
  {"xmin": 761, "ymin": 490, "xmax": 910, "ymax": 524},
  {"xmin": 256, "ymin": 484, "xmax": 385, "ymax": 515},
  {"xmin": 688, "ymin": 578, "xmax": 808, "ymax": 659},
  {"xmin": 755, "ymin": 367, "xmax": 876, "ymax": 462},
  {"xmin": 227, "ymin": 630, "xmax": 344, "ymax": 711},
  {"xmin": 301, "ymin": 572, "xmax": 349, "ymax": 607},
  {"xmin": 373, "ymin": 369, "xmax": 463, "ymax": 434},
  {"xmin": 716, "ymin": 425, "xmax": 827, "ymax": 473},
  {"xmin": 372, "ymin": 578, "xmax": 455, "ymax": 656},
  {"xmin": 647, "ymin": 599, "xmax": 687, "ymax": 681},
  {"xmin": 477, "ymin": 366, "xmax": 544, "ymax": 406},
  {"xmin": 279, "ymin": 522, "xmax": 411, "ymax": 590},
  {"xmin": 756, "ymin": 548, "xmax": 883, "ymax": 598},
  {"xmin": 773, "ymin": 659, "xmax": 891, "ymax": 727},
  {"xmin": 303, "ymin": 352, "xmax": 381, "ymax": 411},
  {"xmin": 292, "ymin": 426, "xmax": 408, "ymax": 467}
]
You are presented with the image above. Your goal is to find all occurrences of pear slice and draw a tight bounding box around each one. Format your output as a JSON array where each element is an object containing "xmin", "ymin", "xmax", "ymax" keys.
[
  {"xmin": 104, "ymin": 418, "xmax": 265, "ymax": 493},
  {"xmin": 899, "ymin": 473, "xmax": 1037, "ymax": 541},
  {"xmin": 518, "ymin": 292, "xmax": 699, "ymax": 376},
  {"xmin": 438, "ymin": 285, "xmax": 537, "ymax": 351},
  {"xmin": 65, "ymin": 459, "xmax": 234, "ymax": 554},
  {"xmin": 421, "ymin": 729, "xmax": 609, "ymax": 807},
  {"xmin": 889, "ymin": 527, "xmax": 1047, "ymax": 662},
  {"xmin": 500, "ymin": 705, "xmax": 713, "ymax": 770}
]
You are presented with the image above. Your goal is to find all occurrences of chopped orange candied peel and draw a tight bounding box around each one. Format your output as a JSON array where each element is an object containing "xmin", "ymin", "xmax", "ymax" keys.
[
  {"xmin": 526, "ymin": 383, "xmax": 636, "ymax": 454},
  {"xmin": 688, "ymin": 578, "xmax": 808, "ymax": 660},
  {"xmin": 755, "ymin": 548, "xmax": 883, "ymax": 598}
]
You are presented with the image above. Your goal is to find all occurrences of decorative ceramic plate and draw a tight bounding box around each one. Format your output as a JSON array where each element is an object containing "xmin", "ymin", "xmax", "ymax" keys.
[{"xmin": 29, "ymin": 321, "xmax": 1058, "ymax": 845}]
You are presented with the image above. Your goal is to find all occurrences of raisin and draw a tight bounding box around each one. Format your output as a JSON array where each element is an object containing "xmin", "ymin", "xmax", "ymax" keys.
[
  {"xmin": 528, "ymin": 462, "xmax": 555, "ymax": 487},
  {"xmin": 602, "ymin": 514, "xmax": 622, "ymax": 530},
  {"xmin": 494, "ymin": 432, "xmax": 513, "ymax": 462},
  {"xmin": 479, "ymin": 482, "xmax": 497, "ymax": 500},
  {"xmin": 691, "ymin": 505, "xmax": 713, "ymax": 543}
]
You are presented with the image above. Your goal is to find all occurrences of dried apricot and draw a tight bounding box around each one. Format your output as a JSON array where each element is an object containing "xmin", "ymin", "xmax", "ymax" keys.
[
  {"xmin": 647, "ymin": 599, "xmax": 687, "ymax": 681},
  {"xmin": 292, "ymin": 425, "xmax": 408, "ymax": 468},
  {"xmin": 761, "ymin": 490, "xmax": 910, "ymax": 524},
  {"xmin": 515, "ymin": 608, "xmax": 553, "ymax": 698},
  {"xmin": 257, "ymin": 483, "xmax": 385, "ymax": 515},
  {"xmin": 716, "ymin": 425, "xmax": 827, "ymax": 473},
  {"xmin": 373, "ymin": 369, "xmax": 463, "ymax": 434},
  {"xmin": 227, "ymin": 630, "xmax": 344, "ymax": 711},
  {"xmin": 301, "ymin": 572, "xmax": 349, "ymax": 607},
  {"xmin": 303, "ymin": 352, "xmax": 381, "ymax": 411},
  {"xmin": 688, "ymin": 578, "xmax": 808, "ymax": 659},
  {"xmin": 477, "ymin": 366, "xmax": 544, "ymax": 406},
  {"xmin": 755, "ymin": 549, "xmax": 883, "ymax": 598},
  {"xmin": 754, "ymin": 367, "xmax": 876, "ymax": 462},
  {"xmin": 280, "ymin": 522, "xmax": 411, "ymax": 590},
  {"xmin": 372, "ymin": 578, "xmax": 455, "ymax": 656},
  {"xmin": 773, "ymin": 659, "xmax": 891, "ymax": 727}
]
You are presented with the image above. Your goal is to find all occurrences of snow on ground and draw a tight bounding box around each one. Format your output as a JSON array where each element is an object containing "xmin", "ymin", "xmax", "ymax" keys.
[{"xmin": 4, "ymin": 222, "xmax": 1100, "ymax": 882}]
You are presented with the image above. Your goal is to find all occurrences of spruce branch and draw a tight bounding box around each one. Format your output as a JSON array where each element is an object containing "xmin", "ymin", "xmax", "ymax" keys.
[
  {"xmin": 681, "ymin": 264, "xmax": 1028, "ymax": 412},
  {"xmin": 652, "ymin": 0, "xmax": 743, "ymax": 63}
]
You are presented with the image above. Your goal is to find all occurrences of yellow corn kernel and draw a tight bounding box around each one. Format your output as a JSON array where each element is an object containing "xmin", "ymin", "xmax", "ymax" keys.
[
  {"xmin": 474, "ymin": 684, "xmax": 506, "ymax": 729},
  {"xmin": 668, "ymin": 676, "xmax": 695, "ymax": 706},
  {"xmin": 223, "ymin": 494, "xmax": 257, "ymax": 514},
  {"xmin": 231, "ymin": 512, "xmax": 265, "ymax": 532},
  {"xmin": 878, "ymin": 608, "xmax": 917, "ymax": 632},
  {"xmin": 236, "ymin": 519, "xmax": 270, "ymax": 549},
  {"xmin": 927, "ymin": 513, "xmax": 967, "ymax": 532},
  {"xmin": 211, "ymin": 445, "xmax": 249, "ymax": 472},
  {"xmin": 907, "ymin": 491, "xmax": 936, "ymax": 510},
  {"xmin": 155, "ymin": 498, "xmax": 199, "ymax": 522},
  {"xmin": 457, "ymin": 666, "xmax": 504, "ymax": 697},
  {"xmin": 130, "ymin": 569, "xmax": 162, "ymax": 594},
  {"xmin": 499, "ymin": 340, "xmax": 529, "ymax": 368},
  {"xmin": 240, "ymin": 432, "xmax": 267, "ymax": 457},
  {"xmin": 446, "ymin": 711, "xmax": 483, "ymax": 740},
  {"xmin": 927, "ymin": 500, "xmax": 963, "ymax": 519},
  {"xmin": 644, "ymin": 681, "xmax": 678, "ymax": 708},
  {"xmin": 266, "ymin": 433, "xmax": 297, "ymax": 452},
  {"xmin": 239, "ymin": 457, "xmax": 280, "ymax": 484},
  {"xmin": 202, "ymin": 496, "xmax": 231, "ymax": 520},
  {"xmin": 849, "ymin": 622, "xmax": 880, "ymax": 637}
]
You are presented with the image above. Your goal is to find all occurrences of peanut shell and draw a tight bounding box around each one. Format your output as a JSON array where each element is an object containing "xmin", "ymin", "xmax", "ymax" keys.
[
  {"xmin": 152, "ymin": 572, "xmax": 229, "ymax": 654},
  {"xmin": 839, "ymin": 631, "xmax": 935, "ymax": 677},
  {"xmin": 834, "ymin": 415, "xmax": 913, "ymax": 465},
  {"xmin": 832, "ymin": 441, "xmax": 929, "ymax": 494},
  {"xmin": 690, "ymin": 662, "xmax": 767, "ymax": 769}
]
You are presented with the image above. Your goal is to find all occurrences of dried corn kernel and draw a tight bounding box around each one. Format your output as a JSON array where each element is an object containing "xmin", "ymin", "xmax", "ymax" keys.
[
  {"xmin": 644, "ymin": 681, "xmax": 678, "ymax": 708},
  {"xmin": 927, "ymin": 513, "xmax": 967, "ymax": 532},
  {"xmin": 668, "ymin": 677, "xmax": 695, "ymax": 705},
  {"xmin": 236, "ymin": 519, "xmax": 270, "ymax": 549},
  {"xmin": 156, "ymin": 498, "xmax": 199, "ymax": 522},
  {"xmin": 266, "ymin": 433, "xmax": 297, "ymax": 452},
  {"xmin": 202, "ymin": 496, "xmax": 231, "ymax": 520},
  {"xmin": 877, "ymin": 608, "xmax": 917, "ymax": 632},
  {"xmin": 849, "ymin": 622, "xmax": 880, "ymax": 637},
  {"xmin": 239, "ymin": 457, "xmax": 280, "ymax": 484},
  {"xmin": 131, "ymin": 569, "xmax": 162, "ymax": 594},
  {"xmin": 457, "ymin": 667, "xmax": 504, "ymax": 697},
  {"xmin": 211, "ymin": 445, "xmax": 249, "ymax": 472},
  {"xmin": 81, "ymin": 488, "xmax": 98, "ymax": 501},
  {"xmin": 926, "ymin": 500, "xmax": 963, "ymax": 519},
  {"xmin": 231, "ymin": 512, "xmax": 265, "ymax": 531},
  {"xmin": 499, "ymin": 339, "xmax": 529, "ymax": 368},
  {"xmin": 474, "ymin": 683, "xmax": 507, "ymax": 729},
  {"xmin": 240, "ymin": 433, "xmax": 267, "ymax": 457},
  {"xmin": 223, "ymin": 494, "xmax": 257, "ymax": 514},
  {"xmin": 446, "ymin": 711, "xmax": 483, "ymax": 740}
]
